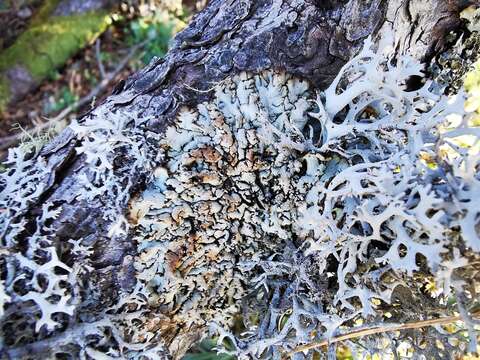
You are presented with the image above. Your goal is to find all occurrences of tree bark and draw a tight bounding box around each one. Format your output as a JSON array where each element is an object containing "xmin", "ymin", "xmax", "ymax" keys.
[{"xmin": 0, "ymin": 0, "xmax": 476, "ymax": 359}]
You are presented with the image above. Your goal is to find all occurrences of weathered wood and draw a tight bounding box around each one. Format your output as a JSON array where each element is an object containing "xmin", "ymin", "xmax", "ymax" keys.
[{"xmin": 0, "ymin": 0, "xmax": 475, "ymax": 358}]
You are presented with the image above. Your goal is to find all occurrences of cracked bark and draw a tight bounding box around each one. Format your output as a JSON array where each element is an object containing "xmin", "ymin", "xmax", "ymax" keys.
[{"xmin": 1, "ymin": 0, "xmax": 476, "ymax": 358}]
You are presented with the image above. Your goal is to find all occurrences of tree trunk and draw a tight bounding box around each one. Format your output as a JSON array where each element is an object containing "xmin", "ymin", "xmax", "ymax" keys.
[{"xmin": 0, "ymin": 0, "xmax": 477, "ymax": 359}]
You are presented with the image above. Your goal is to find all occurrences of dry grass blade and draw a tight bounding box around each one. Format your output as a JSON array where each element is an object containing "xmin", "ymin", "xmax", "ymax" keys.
[{"xmin": 289, "ymin": 310, "xmax": 480, "ymax": 356}]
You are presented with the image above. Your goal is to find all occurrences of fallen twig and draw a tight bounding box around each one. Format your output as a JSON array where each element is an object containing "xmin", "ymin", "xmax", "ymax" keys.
[
  {"xmin": 289, "ymin": 309, "xmax": 480, "ymax": 356},
  {"xmin": 0, "ymin": 40, "xmax": 147, "ymax": 152}
]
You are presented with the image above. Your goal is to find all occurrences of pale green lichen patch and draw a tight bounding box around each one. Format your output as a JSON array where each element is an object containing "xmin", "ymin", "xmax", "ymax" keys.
[{"xmin": 465, "ymin": 61, "xmax": 480, "ymax": 124}]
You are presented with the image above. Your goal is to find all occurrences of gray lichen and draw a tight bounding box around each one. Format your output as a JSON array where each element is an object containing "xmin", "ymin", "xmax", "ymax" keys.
[
  {"xmin": 128, "ymin": 39, "xmax": 480, "ymax": 358},
  {"xmin": 1, "ymin": 37, "xmax": 479, "ymax": 359},
  {"xmin": 128, "ymin": 38, "xmax": 480, "ymax": 358}
]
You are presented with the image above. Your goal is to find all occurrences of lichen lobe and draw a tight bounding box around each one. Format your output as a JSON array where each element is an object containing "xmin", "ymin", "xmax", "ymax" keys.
[{"xmin": 130, "ymin": 41, "xmax": 480, "ymax": 358}]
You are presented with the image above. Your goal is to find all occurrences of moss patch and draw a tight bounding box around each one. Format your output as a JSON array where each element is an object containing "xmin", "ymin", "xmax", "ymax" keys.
[
  {"xmin": 0, "ymin": 7, "xmax": 111, "ymax": 111},
  {"xmin": 0, "ymin": 11, "xmax": 110, "ymax": 81}
]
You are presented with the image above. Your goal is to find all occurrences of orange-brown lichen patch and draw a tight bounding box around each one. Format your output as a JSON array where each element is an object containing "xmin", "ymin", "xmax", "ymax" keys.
[
  {"xmin": 165, "ymin": 248, "xmax": 186, "ymax": 273},
  {"xmin": 190, "ymin": 146, "xmax": 223, "ymax": 164}
]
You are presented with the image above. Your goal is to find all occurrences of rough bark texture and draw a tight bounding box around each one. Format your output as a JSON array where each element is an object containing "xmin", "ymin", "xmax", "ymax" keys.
[{"xmin": 1, "ymin": 0, "xmax": 476, "ymax": 358}]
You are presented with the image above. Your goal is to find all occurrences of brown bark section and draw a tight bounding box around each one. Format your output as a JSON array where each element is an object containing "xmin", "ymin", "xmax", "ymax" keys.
[{"xmin": 1, "ymin": 0, "xmax": 474, "ymax": 357}]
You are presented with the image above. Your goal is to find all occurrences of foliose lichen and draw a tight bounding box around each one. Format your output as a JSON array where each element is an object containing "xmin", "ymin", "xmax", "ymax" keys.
[
  {"xmin": 129, "ymin": 38, "xmax": 480, "ymax": 359},
  {"xmin": 1, "ymin": 37, "xmax": 479, "ymax": 359}
]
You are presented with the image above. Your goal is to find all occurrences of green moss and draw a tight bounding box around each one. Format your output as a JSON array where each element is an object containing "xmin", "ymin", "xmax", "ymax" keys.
[
  {"xmin": 0, "ymin": 8, "xmax": 111, "ymax": 110},
  {"xmin": 0, "ymin": 11, "xmax": 110, "ymax": 81}
]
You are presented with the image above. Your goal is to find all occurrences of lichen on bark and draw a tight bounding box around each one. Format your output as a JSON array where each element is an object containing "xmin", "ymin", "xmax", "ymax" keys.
[{"xmin": 0, "ymin": 1, "xmax": 479, "ymax": 359}]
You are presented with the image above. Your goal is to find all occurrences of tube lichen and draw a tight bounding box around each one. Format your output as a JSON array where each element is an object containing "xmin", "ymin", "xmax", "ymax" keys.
[{"xmin": 0, "ymin": 37, "xmax": 479, "ymax": 359}]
